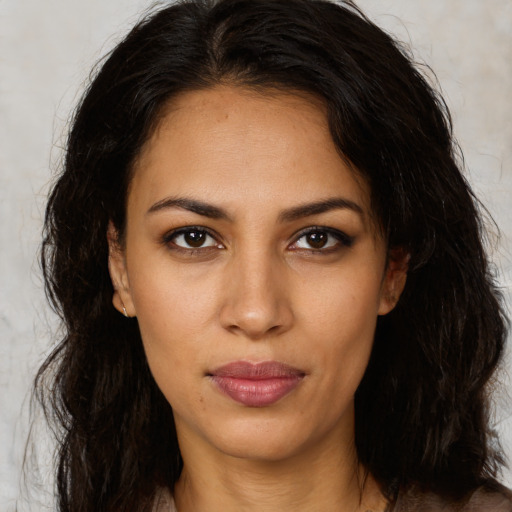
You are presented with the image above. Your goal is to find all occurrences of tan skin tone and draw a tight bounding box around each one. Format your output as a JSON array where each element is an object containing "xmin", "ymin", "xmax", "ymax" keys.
[{"xmin": 108, "ymin": 86, "xmax": 408, "ymax": 512}]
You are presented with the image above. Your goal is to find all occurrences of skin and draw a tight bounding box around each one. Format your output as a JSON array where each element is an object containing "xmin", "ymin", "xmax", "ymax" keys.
[{"xmin": 108, "ymin": 85, "xmax": 407, "ymax": 512}]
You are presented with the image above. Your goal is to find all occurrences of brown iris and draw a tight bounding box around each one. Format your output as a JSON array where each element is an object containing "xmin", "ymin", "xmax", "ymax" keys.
[
  {"xmin": 306, "ymin": 231, "xmax": 328, "ymax": 249},
  {"xmin": 184, "ymin": 230, "xmax": 207, "ymax": 248}
]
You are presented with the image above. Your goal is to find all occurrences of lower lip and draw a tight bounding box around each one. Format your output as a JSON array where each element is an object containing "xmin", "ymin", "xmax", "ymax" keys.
[{"xmin": 210, "ymin": 375, "xmax": 303, "ymax": 407}]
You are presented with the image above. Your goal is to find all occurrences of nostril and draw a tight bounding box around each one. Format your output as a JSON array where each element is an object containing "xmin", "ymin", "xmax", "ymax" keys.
[{"xmin": 218, "ymin": 275, "xmax": 294, "ymax": 339}]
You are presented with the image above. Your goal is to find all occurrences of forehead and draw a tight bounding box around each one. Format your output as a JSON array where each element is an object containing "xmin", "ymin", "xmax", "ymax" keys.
[
  {"xmin": 138, "ymin": 85, "xmax": 332, "ymax": 165},
  {"xmin": 130, "ymin": 85, "xmax": 374, "ymax": 224}
]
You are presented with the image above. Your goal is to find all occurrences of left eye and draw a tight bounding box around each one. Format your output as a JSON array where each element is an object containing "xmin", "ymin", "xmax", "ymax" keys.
[
  {"xmin": 291, "ymin": 228, "xmax": 352, "ymax": 251},
  {"xmin": 166, "ymin": 228, "xmax": 220, "ymax": 249}
]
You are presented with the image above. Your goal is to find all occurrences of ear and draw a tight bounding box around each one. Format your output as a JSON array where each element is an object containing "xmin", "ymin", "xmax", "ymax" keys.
[
  {"xmin": 107, "ymin": 221, "xmax": 135, "ymax": 317},
  {"xmin": 378, "ymin": 247, "xmax": 409, "ymax": 316}
]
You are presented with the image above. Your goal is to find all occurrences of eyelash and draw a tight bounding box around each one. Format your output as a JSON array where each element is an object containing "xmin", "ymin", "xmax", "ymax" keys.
[
  {"xmin": 162, "ymin": 226, "xmax": 354, "ymax": 255},
  {"xmin": 162, "ymin": 226, "xmax": 222, "ymax": 255},
  {"xmin": 289, "ymin": 226, "xmax": 354, "ymax": 253}
]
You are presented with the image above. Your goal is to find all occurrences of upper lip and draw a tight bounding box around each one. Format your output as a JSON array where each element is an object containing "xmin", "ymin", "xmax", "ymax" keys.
[{"xmin": 209, "ymin": 361, "xmax": 305, "ymax": 379}]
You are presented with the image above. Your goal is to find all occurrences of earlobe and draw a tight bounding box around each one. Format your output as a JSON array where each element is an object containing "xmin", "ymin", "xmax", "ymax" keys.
[
  {"xmin": 107, "ymin": 221, "xmax": 135, "ymax": 318},
  {"xmin": 378, "ymin": 248, "xmax": 409, "ymax": 316}
]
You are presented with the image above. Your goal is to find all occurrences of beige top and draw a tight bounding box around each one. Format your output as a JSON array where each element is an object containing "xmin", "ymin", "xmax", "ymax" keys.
[
  {"xmin": 393, "ymin": 485, "xmax": 512, "ymax": 511},
  {"xmin": 152, "ymin": 489, "xmax": 177, "ymax": 512}
]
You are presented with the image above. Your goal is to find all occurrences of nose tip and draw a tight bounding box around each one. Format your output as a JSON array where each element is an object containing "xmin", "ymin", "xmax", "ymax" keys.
[
  {"xmin": 221, "ymin": 302, "xmax": 292, "ymax": 339},
  {"xmin": 219, "ymin": 259, "xmax": 294, "ymax": 340}
]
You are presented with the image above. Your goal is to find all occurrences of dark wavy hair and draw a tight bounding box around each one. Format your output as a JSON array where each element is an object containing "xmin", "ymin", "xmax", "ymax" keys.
[{"xmin": 38, "ymin": 0, "xmax": 508, "ymax": 510}]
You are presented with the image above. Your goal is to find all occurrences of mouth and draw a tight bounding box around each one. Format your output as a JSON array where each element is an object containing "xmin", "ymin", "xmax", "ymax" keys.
[{"xmin": 208, "ymin": 361, "xmax": 305, "ymax": 407}]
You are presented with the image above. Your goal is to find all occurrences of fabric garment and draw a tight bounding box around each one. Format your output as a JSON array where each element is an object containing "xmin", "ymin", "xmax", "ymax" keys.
[
  {"xmin": 154, "ymin": 484, "xmax": 512, "ymax": 511},
  {"xmin": 153, "ymin": 489, "xmax": 177, "ymax": 512},
  {"xmin": 392, "ymin": 484, "xmax": 512, "ymax": 511}
]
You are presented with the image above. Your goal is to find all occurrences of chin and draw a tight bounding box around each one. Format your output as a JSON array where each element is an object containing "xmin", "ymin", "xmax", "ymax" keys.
[
  {"xmin": 202, "ymin": 413, "xmax": 334, "ymax": 463},
  {"xmin": 217, "ymin": 432, "xmax": 308, "ymax": 462}
]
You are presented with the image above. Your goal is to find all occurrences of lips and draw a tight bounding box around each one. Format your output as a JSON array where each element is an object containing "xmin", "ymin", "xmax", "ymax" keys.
[{"xmin": 209, "ymin": 361, "xmax": 305, "ymax": 407}]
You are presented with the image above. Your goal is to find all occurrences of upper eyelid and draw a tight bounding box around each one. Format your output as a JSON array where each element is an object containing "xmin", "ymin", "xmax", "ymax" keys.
[
  {"xmin": 288, "ymin": 226, "xmax": 354, "ymax": 249},
  {"xmin": 163, "ymin": 226, "xmax": 222, "ymax": 245},
  {"xmin": 164, "ymin": 225, "xmax": 217, "ymax": 237},
  {"xmin": 162, "ymin": 225, "xmax": 352, "ymax": 247},
  {"xmin": 291, "ymin": 225, "xmax": 351, "ymax": 240}
]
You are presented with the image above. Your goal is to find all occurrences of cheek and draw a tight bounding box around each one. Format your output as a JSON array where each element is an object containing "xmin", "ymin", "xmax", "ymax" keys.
[
  {"xmin": 297, "ymin": 269, "xmax": 381, "ymax": 384},
  {"xmin": 125, "ymin": 261, "xmax": 216, "ymax": 386},
  {"xmin": 299, "ymin": 266, "xmax": 382, "ymax": 337},
  {"xmin": 132, "ymin": 283, "xmax": 210, "ymax": 418},
  {"xmin": 129, "ymin": 249, "xmax": 220, "ymax": 335}
]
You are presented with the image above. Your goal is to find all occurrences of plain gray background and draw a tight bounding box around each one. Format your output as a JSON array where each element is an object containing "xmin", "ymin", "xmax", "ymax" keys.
[{"xmin": 1, "ymin": 0, "xmax": 511, "ymax": 509}]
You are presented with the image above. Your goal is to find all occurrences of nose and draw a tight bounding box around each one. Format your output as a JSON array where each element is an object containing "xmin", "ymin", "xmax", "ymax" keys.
[{"xmin": 219, "ymin": 248, "xmax": 294, "ymax": 340}]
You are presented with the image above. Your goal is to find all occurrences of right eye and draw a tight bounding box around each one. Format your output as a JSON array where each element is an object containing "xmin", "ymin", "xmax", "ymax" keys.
[
  {"xmin": 288, "ymin": 226, "xmax": 354, "ymax": 253},
  {"xmin": 164, "ymin": 227, "xmax": 223, "ymax": 251}
]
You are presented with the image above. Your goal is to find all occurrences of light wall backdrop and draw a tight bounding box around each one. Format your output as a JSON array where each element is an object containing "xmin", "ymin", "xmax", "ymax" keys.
[{"xmin": 1, "ymin": 0, "xmax": 511, "ymax": 509}]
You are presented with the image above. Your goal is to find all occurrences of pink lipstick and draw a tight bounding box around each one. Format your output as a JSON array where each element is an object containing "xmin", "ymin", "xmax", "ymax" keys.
[{"xmin": 209, "ymin": 361, "xmax": 304, "ymax": 407}]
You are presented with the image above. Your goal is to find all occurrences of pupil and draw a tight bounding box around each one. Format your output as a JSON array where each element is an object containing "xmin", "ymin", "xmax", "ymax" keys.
[
  {"xmin": 184, "ymin": 231, "xmax": 206, "ymax": 248},
  {"xmin": 307, "ymin": 232, "xmax": 327, "ymax": 249}
]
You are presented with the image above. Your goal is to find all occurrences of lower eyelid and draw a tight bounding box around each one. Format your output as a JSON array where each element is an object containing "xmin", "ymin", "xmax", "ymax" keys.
[
  {"xmin": 291, "ymin": 229, "xmax": 354, "ymax": 250},
  {"xmin": 162, "ymin": 227, "xmax": 221, "ymax": 249},
  {"xmin": 161, "ymin": 227, "xmax": 353, "ymax": 253}
]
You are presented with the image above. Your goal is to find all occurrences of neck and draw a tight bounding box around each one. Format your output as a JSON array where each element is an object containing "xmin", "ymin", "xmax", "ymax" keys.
[{"xmin": 173, "ymin": 428, "xmax": 386, "ymax": 512}]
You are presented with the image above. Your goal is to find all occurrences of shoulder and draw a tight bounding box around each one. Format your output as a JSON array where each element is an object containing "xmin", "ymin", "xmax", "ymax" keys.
[
  {"xmin": 392, "ymin": 483, "xmax": 512, "ymax": 512},
  {"xmin": 152, "ymin": 487, "xmax": 177, "ymax": 512}
]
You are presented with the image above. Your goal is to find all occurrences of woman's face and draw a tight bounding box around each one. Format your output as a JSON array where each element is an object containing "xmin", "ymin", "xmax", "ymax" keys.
[{"xmin": 109, "ymin": 86, "xmax": 406, "ymax": 463}]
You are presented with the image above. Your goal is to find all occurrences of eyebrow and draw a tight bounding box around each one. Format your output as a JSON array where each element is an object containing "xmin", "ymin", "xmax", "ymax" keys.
[
  {"xmin": 278, "ymin": 197, "xmax": 364, "ymax": 223},
  {"xmin": 147, "ymin": 196, "xmax": 364, "ymax": 222},
  {"xmin": 147, "ymin": 197, "xmax": 231, "ymax": 220}
]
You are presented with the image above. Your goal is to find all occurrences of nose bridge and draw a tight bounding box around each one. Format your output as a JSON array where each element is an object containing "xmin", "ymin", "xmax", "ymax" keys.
[{"xmin": 219, "ymin": 241, "xmax": 293, "ymax": 339}]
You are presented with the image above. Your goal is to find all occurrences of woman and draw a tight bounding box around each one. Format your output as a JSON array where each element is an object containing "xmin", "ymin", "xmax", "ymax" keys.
[{"xmin": 38, "ymin": 0, "xmax": 511, "ymax": 510}]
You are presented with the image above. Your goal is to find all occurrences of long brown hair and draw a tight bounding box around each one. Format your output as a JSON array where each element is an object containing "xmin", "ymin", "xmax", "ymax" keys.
[{"xmin": 38, "ymin": 1, "xmax": 508, "ymax": 510}]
